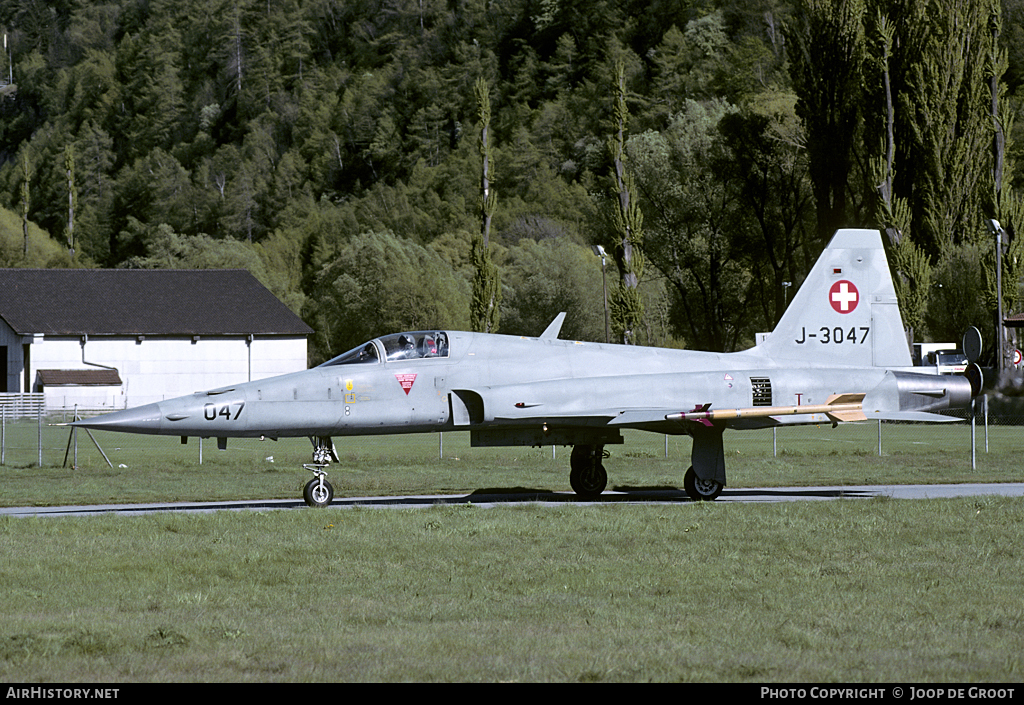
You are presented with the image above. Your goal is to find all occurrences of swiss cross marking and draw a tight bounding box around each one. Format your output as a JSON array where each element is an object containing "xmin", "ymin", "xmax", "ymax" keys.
[{"xmin": 829, "ymin": 280, "xmax": 859, "ymax": 314}]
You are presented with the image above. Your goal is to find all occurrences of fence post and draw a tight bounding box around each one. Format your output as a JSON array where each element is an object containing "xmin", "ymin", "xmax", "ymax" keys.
[
  {"xmin": 1, "ymin": 405, "xmax": 5, "ymax": 466},
  {"xmin": 971, "ymin": 396, "xmax": 977, "ymax": 470},
  {"xmin": 877, "ymin": 419, "xmax": 882, "ymax": 456},
  {"xmin": 984, "ymin": 394, "xmax": 989, "ymax": 453},
  {"xmin": 38, "ymin": 406, "xmax": 43, "ymax": 467}
]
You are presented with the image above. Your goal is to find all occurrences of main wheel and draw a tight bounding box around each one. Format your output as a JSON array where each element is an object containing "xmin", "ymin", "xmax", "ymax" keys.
[
  {"xmin": 569, "ymin": 445, "xmax": 608, "ymax": 497},
  {"xmin": 303, "ymin": 477, "xmax": 334, "ymax": 507},
  {"xmin": 683, "ymin": 466, "xmax": 722, "ymax": 501}
]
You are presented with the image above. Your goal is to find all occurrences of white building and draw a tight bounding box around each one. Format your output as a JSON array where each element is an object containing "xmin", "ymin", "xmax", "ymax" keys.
[{"xmin": 0, "ymin": 269, "xmax": 312, "ymax": 411}]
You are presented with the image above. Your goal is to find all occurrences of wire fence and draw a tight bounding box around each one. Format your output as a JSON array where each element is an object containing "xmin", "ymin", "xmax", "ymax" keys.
[{"xmin": 0, "ymin": 404, "xmax": 1018, "ymax": 472}]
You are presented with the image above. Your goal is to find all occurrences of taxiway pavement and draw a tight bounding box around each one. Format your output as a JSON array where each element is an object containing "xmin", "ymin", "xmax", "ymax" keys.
[{"xmin": 2, "ymin": 483, "xmax": 1023, "ymax": 518}]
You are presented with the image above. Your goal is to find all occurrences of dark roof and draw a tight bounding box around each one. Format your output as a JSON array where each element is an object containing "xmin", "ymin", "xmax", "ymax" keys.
[
  {"xmin": 0, "ymin": 269, "xmax": 313, "ymax": 337},
  {"xmin": 37, "ymin": 369, "xmax": 123, "ymax": 386},
  {"xmin": 1005, "ymin": 313, "xmax": 1024, "ymax": 327}
]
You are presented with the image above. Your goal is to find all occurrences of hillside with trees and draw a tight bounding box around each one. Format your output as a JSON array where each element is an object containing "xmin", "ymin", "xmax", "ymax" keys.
[{"xmin": 1, "ymin": 0, "xmax": 1022, "ymax": 365}]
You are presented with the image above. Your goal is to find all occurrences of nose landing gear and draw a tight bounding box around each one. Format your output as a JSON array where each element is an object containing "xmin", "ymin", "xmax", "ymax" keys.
[
  {"xmin": 302, "ymin": 436, "xmax": 339, "ymax": 507},
  {"xmin": 303, "ymin": 464, "xmax": 334, "ymax": 507}
]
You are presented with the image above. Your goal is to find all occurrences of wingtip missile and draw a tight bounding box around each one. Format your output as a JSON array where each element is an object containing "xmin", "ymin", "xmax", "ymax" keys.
[{"xmin": 666, "ymin": 393, "xmax": 867, "ymax": 426}]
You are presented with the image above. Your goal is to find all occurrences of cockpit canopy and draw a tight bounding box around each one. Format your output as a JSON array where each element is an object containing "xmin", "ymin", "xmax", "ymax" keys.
[{"xmin": 320, "ymin": 331, "xmax": 450, "ymax": 367}]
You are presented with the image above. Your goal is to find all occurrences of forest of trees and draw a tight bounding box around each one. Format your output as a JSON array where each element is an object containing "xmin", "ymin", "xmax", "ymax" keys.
[{"xmin": 1, "ymin": 0, "xmax": 1022, "ymax": 365}]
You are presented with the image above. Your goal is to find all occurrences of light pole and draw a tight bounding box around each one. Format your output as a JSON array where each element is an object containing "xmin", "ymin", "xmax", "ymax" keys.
[
  {"xmin": 592, "ymin": 245, "xmax": 610, "ymax": 344},
  {"xmin": 988, "ymin": 219, "xmax": 1006, "ymax": 374}
]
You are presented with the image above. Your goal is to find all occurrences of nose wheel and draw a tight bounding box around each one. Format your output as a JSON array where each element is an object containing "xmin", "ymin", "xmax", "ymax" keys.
[
  {"xmin": 303, "ymin": 464, "xmax": 334, "ymax": 507},
  {"xmin": 302, "ymin": 436, "xmax": 338, "ymax": 507}
]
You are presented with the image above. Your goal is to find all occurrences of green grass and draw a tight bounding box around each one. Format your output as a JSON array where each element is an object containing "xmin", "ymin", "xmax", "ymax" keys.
[
  {"xmin": 1, "ymin": 497, "xmax": 1022, "ymax": 681},
  {"xmin": 2, "ymin": 420, "xmax": 1022, "ymax": 682}
]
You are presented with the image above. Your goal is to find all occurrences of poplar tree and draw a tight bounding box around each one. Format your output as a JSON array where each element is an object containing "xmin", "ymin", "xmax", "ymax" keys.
[
  {"xmin": 64, "ymin": 144, "xmax": 77, "ymax": 260},
  {"xmin": 985, "ymin": 4, "xmax": 1024, "ymax": 359},
  {"xmin": 787, "ymin": 0, "xmax": 867, "ymax": 244},
  {"xmin": 471, "ymin": 77, "xmax": 500, "ymax": 334},
  {"xmin": 21, "ymin": 150, "xmax": 30, "ymax": 260},
  {"xmin": 903, "ymin": 0, "xmax": 995, "ymax": 256},
  {"xmin": 870, "ymin": 11, "xmax": 929, "ymax": 345},
  {"xmin": 608, "ymin": 61, "xmax": 644, "ymax": 345}
]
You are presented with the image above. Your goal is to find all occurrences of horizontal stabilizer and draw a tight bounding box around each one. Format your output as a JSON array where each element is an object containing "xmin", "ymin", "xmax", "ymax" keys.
[{"xmin": 667, "ymin": 393, "xmax": 867, "ymax": 426}]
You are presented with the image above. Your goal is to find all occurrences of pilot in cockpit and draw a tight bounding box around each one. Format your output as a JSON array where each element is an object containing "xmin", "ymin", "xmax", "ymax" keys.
[
  {"xmin": 420, "ymin": 334, "xmax": 437, "ymax": 357},
  {"xmin": 358, "ymin": 343, "xmax": 377, "ymax": 362},
  {"xmin": 396, "ymin": 334, "xmax": 417, "ymax": 359}
]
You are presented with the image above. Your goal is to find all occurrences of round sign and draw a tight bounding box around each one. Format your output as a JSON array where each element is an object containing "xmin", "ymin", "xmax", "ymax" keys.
[
  {"xmin": 962, "ymin": 326, "xmax": 982, "ymax": 364},
  {"xmin": 1014, "ymin": 348, "xmax": 1022, "ymax": 366},
  {"xmin": 965, "ymin": 363, "xmax": 984, "ymax": 397},
  {"xmin": 829, "ymin": 280, "xmax": 859, "ymax": 314}
]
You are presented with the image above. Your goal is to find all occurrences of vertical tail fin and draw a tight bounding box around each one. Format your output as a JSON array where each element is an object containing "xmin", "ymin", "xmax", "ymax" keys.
[{"xmin": 758, "ymin": 229, "xmax": 911, "ymax": 368}]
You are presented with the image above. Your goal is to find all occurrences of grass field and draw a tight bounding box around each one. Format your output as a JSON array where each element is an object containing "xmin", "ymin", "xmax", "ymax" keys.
[
  {"xmin": 1, "ymin": 419, "xmax": 1022, "ymax": 682},
  {"xmin": 1, "ymin": 498, "xmax": 1022, "ymax": 682}
]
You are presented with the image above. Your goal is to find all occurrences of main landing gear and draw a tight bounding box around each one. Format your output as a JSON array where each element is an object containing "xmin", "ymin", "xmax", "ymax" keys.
[
  {"xmin": 567, "ymin": 444, "xmax": 725, "ymax": 502},
  {"xmin": 683, "ymin": 466, "xmax": 723, "ymax": 501},
  {"xmin": 569, "ymin": 444, "xmax": 608, "ymax": 497},
  {"xmin": 684, "ymin": 423, "xmax": 727, "ymax": 501}
]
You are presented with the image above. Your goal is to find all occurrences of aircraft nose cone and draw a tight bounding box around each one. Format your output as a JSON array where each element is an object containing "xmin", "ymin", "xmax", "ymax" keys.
[{"xmin": 72, "ymin": 402, "xmax": 165, "ymax": 434}]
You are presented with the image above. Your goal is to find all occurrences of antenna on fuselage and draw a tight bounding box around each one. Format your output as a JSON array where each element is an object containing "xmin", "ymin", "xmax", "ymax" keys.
[{"xmin": 540, "ymin": 312, "xmax": 566, "ymax": 339}]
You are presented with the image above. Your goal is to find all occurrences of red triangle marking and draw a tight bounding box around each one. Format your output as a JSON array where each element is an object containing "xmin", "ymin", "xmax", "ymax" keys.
[{"xmin": 395, "ymin": 373, "xmax": 417, "ymax": 395}]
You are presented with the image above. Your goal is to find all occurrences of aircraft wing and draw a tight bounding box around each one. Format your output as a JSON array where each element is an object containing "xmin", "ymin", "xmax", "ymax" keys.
[
  {"xmin": 863, "ymin": 410, "xmax": 963, "ymax": 423},
  {"xmin": 482, "ymin": 378, "xmax": 964, "ymax": 432},
  {"xmin": 608, "ymin": 405, "xmax": 963, "ymax": 427},
  {"xmin": 494, "ymin": 393, "xmax": 893, "ymax": 429},
  {"xmin": 607, "ymin": 409, "xmax": 683, "ymax": 426},
  {"xmin": 492, "ymin": 409, "xmax": 622, "ymax": 423}
]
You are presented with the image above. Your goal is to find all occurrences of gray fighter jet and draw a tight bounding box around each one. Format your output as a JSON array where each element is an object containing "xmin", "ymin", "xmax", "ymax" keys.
[{"xmin": 74, "ymin": 229, "xmax": 982, "ymax": 506}]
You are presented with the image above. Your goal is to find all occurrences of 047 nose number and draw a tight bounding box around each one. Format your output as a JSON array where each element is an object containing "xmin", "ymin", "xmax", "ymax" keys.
[{"xmin": 203, "ymin": 402, "xmax": 245, "ymax": 420}]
